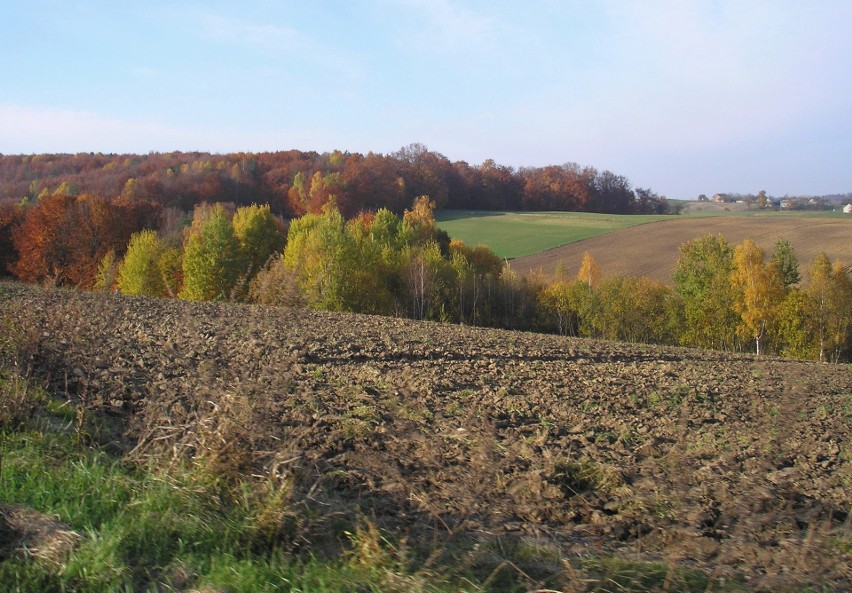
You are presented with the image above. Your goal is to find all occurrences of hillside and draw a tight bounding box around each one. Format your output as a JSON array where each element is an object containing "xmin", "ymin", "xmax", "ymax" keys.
[
  {"xmin": 510, "ymin": 215, "xmax": 852, "ymax": 281},
  {"xmin": 436, "ymin": 210, "xmax": 670, "ymax": 259},
  {"xmin": 1, "ymin": 285, "xmax": 849, "ymax": 590}
]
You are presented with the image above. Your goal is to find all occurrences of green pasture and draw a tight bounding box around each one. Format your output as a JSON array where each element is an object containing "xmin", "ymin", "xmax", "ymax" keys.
[
  {"xmin": 436, "ymin": 211, "xmax": 670, "ymax": 259},
  {"xmin": 436, "ymin": 208, "xmax": 849, "ymax": 259}
]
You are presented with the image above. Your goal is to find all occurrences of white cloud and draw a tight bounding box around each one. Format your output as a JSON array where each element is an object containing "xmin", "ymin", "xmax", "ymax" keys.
[
  {"xmin": 0, "ymin": 105, "xmax": 184, "ymax": 154},
  {"xmin": 0, "ymin": 103, "xmax": 366, "ymax": 156}
]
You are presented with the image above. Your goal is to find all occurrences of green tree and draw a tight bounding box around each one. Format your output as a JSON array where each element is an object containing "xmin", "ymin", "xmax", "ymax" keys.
[
  {"xmin": 538, "ymin": 278, "xmax": 591, "ymax": 337},
  {"xmin": 117, "ymin": 230, "xmax": 167, "ymax": 297},
  {"xmin": 674, "ymin": 234, "xmax": 739, "ymax": 350},
  {"xmin": 283, "ymin": 206, "xmax": 350, "ymax": 310},
  {"xmin": 448, "ymin": 240, "xmax": 503, "ymax": 326},
  {"xmin": 770, "ymin": 238, "xmax": 800, "ymax": 287},
  {"xmin": 589, "ymin": 276, "xmax": 679, "ymax": 344},
  {"xmin": 370, "ymin": 208, "xmax": 408, "ymax": 251},
  {"xmin": 232, "ymin": 204, "xmax": 284, "ymax": 280},
  {"xmin": 806, "ymin": 254, "xmax": 832, "ymax": 362},
  {"xmin": 775, "ymin": 288, "xmax": 818, "ymax": 359},
  {"xmin": 179, "ymin": 204, "xmax": 242, "ymax": 301}
]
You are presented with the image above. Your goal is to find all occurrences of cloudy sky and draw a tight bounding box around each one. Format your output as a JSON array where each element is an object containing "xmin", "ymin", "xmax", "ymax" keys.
[{"xmin": 1, "ymin": 0, "xmax": 850, "ymax": 199}]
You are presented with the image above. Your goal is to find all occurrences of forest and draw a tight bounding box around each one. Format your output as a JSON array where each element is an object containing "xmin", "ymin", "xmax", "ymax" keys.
[
  {"xmin": 1, "ymin": 188, "xmax": 849, "ymax": 362},
  {"xmin": 0, "ymin": 146, "xmax": 674, "ymax": 217},
  {"xmin": 0, "ymin": 148, "xmax": 848, "ymax": 362}
]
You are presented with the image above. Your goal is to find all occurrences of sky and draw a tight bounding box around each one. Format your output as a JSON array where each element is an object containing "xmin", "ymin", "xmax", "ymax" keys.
[{"xmin": 1, "ymin": 0, "xmax": 851, "ymax": 199}]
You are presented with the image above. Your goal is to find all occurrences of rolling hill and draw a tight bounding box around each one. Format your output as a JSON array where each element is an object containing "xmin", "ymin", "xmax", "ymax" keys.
[
  {"xmin": 1, "ymin": 284, "xmax": 850, "ymax": 590},
  {"xmin": 509, "ymin": 215, "xmax": 852, "ymax": 282}
]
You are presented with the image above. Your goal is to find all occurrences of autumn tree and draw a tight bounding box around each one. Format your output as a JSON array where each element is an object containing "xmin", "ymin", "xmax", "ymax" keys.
[
  {"xmin": 538, "ymin": 278, "xmax": 592, "ymax": 336},
  {"xmin": 730, "ymin": 239, "xmax": 784, "ymax": 355},
  {"xmin": 478, "ymin": 159, "xmax": 523, "ymax": 210},
  {"xmin": 307, "ymin": 171, "xmax": 347, "ymax": 214},
  {"xmin": 577, "ymin": 251, "xmax": 601, "ymax": 288},
  {"xmin": 392, "ymin": 144, "xmax": 451, "ymax": 209},
  {"xmin": 343, "ymin": 153, "xmax": 406, "ymax": 213},
  {"xmin": 827, "ymin": 261, "xmax": 852, "ymax": 361},
  {"xmin": 0, "ymin": 200, "xmax": 23, "ymax": 276},
  {"xmin": 403, "ymin": 196, "xmax": 439, "ymax": 244},
  {"xmin": 11, "ymin": 194, "xmax": 78, "ymax": 284},
  {"xmin": 805, "ymin": 253, "xmax": 852, "ymax": 362},
  {"xmin": 179, "ymin": 204, "xmax": 242, "ymax": 301}
]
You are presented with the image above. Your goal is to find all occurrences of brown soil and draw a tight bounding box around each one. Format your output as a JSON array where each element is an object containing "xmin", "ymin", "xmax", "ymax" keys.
[
  {"xmin": 510, "ymin": 216, "xmax": 852, "ymax": 282},
  {"xmin": 3, "ymin": 286, "xmax": 851, "ymax": 589},
  {"xmin": 0, "ymin": 504, "xmax": 82, "ymax": 567}
]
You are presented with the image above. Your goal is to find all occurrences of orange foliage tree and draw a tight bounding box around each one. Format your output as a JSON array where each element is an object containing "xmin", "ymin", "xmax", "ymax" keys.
[{"xmin": 12, "ymin": 193, "xmax": 160, "ymax": 287}]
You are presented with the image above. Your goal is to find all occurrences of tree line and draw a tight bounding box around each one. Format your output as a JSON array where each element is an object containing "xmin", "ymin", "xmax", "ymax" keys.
[
  {"xmin": 4, "ymin": 189, "xmax": 846, "ymax": 362},
  {"xmin": 0, "ymin": 145, "xmax": 675, "ymax": 219}
]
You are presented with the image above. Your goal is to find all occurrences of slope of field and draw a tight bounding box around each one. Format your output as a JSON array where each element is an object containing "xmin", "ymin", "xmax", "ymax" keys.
[
  {"xmin": 510, "ymin": 215, "xmax": 852, "ymax": 282},
  {"xmin": 436, "ymin": 210, "xmax": 670, "ymax": 259},
  {"xmin": 2, "ymin": 285, "xmax": 849, "ymax": 590}
]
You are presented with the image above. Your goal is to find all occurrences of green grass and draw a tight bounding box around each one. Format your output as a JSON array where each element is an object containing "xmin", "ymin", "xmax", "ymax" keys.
[
  {"xmin": 0, "ymin": 426, "xmax": 462, "ymax": 593},
  {"xmin": 436, "ymin": 211, "xmax": 673, "ymax": 259},
  {"xmin": 0, "ymin": 370, "xmax": 751, "ymax": 593},
  {"xmin": 436, "ymin": 208, "xmax": 849, "ymax": 259}
]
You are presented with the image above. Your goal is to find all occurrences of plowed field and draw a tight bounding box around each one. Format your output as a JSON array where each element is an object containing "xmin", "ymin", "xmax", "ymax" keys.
[
  {"xmin": 510, "ymin": 216, "xmax": 852, "ymax": 281},
  {"xmin": 3, "ymin": 286, "xmax": 850, "ymax": 589}
]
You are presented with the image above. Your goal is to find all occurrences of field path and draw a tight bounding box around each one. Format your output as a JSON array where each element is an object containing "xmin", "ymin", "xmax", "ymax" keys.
[{"xmin": 509, "ymin": 216, "xmax": 852, "ymax": 282}]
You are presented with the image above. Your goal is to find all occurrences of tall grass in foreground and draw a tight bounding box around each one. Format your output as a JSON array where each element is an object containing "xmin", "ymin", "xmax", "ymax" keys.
[
  {"xmin": 0, "ymin": 421, "xmax": 448, "ymax": 592},
  {"xmin": 0, "ymin": 372, "xmax": 760, "ymax": 593}
]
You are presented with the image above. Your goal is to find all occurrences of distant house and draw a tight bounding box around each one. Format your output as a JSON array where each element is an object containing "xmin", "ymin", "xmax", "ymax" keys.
[
  {"xmin": 843, "ymin": 203, "xmax": 852, "ymax": 214},
  {"xmin": 711, "ymin": 193, "xmax": 733, "ymax": 203}
]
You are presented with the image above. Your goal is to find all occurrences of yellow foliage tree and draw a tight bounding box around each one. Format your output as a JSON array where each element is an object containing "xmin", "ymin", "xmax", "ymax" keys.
[
  {"xmin": 805, "ymin": 253, "xmax": 852, "ymax": 362},
  {"xmin": 577, "ymin": 251, "xmax": 601, "ymax": 288},
  {"xmin": 730, "ymin": 239, "xmax": 784, "ymax": 355}
]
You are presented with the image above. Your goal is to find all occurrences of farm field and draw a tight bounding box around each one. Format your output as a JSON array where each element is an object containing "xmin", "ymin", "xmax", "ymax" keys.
[
  {"xmin": 1, "ymin": 285, "xmax": 850, "ymax": 591},
  {"xmin": 507, "ymin": 214, "xmax": 852, "ymax": 282},
  {"xmin": 436, "ymin": 210, "xmax": 671, "ymax": 258}
]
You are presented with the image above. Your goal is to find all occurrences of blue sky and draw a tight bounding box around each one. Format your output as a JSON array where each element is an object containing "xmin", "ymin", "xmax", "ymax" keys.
[{"xmin": 1, "ymin": 0, "xmax": 850, "ymax": 199}]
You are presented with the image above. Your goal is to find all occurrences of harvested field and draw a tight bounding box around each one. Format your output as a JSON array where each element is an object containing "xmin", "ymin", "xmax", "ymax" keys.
[
  {"xmin": 510, "ymin": 216, "xmax": 852, "ymax": 282},
  {"xmin": 2, "ymin": 285, "xmax": 851, "ymax": 590}
]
